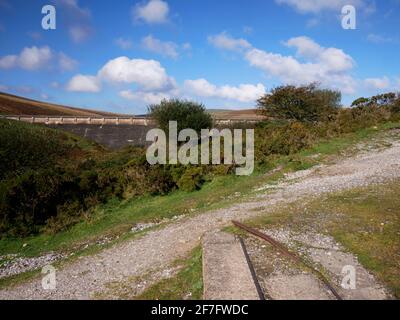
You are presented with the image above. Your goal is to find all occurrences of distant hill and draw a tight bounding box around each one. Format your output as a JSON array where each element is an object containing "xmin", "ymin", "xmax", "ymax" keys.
[
  {"xmin": 208, "ymin": 108, "xmax": 265, "ymax": 121},
  {"xmin": 0, "ymin": 92, "xmax": 122, "ymax": 117},
  {"xmin": 0, "ymin": 92, "xmax": 265, "ymax": 120}
]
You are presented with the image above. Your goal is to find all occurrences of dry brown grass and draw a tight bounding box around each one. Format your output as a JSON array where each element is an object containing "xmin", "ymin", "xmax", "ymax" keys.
[
  {"xmin": 210, "ymin": 109, "xmax": 266, "ymax": 121},
  {"xmin": 0, "ymin": 92, "xmax": 121, "ymax": 116}
]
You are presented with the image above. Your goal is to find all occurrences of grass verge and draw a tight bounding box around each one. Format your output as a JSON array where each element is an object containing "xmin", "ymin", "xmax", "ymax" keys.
[
  {"xmin": 137, "ymin": 246, "xmax": 203, "ymax": 300},
  {"xmin": 0, "ymin": 122, "xmax": 399, "ymax": 288},
  {"xmin": 246, "ymin": 180, "xmax": 400, "ymax": 298}
]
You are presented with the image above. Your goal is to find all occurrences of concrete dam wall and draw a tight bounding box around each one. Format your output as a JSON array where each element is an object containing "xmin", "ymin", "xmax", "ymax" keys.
[
  {"xmin": 1, "ymin": 115, "xmax": 259, "ymax": 149},
  {"xmin": 47, "ymin": 124, "xmax": 155, "ymax": 149}
]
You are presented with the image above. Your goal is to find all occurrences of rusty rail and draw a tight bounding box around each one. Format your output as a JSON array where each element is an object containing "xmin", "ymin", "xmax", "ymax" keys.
[{"xmin": 232, "ymin": 220, "xmax": 342, "ymax": 300}]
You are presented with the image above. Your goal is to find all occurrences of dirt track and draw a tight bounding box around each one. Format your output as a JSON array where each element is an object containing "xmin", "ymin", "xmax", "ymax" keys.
[{"xmin": 1, "ymin": 132, "xmax": 400, "ymax": 300}]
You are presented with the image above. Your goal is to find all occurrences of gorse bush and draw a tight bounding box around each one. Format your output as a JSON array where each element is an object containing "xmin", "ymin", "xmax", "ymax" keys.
[
  {"xmin": 0, "ymin": 119, "xmax": 70, "ymax": 180},
  {"xmin": 1, "ymin": 90, "xmax": 400, "ymax": 238},
  {"xmin": 257, "ymin": 83, "xmax": 341, "ymax": 122},
  {"xmin": 148, "ymin": 99, "xmax": 213, "ymax": 133}
]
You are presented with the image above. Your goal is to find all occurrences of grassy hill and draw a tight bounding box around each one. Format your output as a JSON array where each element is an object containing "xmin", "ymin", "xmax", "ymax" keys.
[
  {"xmin": 209, "ymin": 108, "xmax": 265, "ymax": 120},
  {"xmin": 0, "ymin": 92, "xmax": 122, "ymax": 117}
]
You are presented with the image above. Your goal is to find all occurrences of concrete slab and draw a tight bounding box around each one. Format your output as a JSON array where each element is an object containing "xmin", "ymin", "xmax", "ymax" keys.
[{"xmin": 202, "ymin": 231, "xmax": 260, "ymax": 300}]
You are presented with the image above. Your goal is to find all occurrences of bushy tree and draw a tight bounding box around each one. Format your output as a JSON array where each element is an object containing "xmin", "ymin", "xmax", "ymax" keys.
[
  {"xmin": 257, "ymin": 83, "xmax": 341, "ymax": 122},
  {"xmin": 351, "ymin": 93, "xmax": 398, "ymax": 108},
  {"xmin": 148, "ymin": 99, "xmax": 213, "ymax": 133}
]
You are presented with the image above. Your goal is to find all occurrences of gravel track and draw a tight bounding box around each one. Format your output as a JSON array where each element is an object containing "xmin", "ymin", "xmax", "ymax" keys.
[{"xmin": 1, "ymin": 135, "xmax": 400, "ymax": 300}]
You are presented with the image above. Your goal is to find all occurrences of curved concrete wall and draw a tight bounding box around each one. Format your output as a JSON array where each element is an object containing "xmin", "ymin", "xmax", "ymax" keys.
[
  {"xmin": 47, "ymin": 124, "xmax": 154, "ymax": 149},
  {"xmin": 1, "ymin": 115, "xmax": 259, "ymax": 149}
]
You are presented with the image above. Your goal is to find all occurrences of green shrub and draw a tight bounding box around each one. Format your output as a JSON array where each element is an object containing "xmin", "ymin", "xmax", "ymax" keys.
[
  {"xmin": 148, "ymin": 99, "xmax": 213, "ymax": 133},
  {"xmin": 177, "ymin": 167, "xmax": 205, "ymax": 192},
  {"xmin": 255, "ymin": 122, "xmax": 314, "ymax": 165},
  {"xmin": 0, "ymin": 119, "xmax": 70, "ymax": 180},
  {"xmin": 351, "ymin": 93, "xmax": 399, "ymax": 111},
  {"xmin": 257, "ymin": 83, "xmax": 341, "ymax": 122}
]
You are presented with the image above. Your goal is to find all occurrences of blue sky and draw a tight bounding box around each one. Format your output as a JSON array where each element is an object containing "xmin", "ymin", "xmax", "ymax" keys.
[{"xmin": 0, "ymin": 0, "xmax": 399, "ymax": 114}]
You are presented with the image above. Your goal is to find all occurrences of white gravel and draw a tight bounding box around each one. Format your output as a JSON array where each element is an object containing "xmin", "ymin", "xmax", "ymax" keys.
[{"xmin": 1, "ymin": 134, "xmax": 399, "ymax": 300}]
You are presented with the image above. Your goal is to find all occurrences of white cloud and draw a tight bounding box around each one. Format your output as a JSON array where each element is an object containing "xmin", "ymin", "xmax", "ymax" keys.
[
  {"xmin": 306, "ymin": 18, "xmax": 320, "ymax": 28},
  {"xmin": 244, "ymin": 36, "xmax": 356, "ymax": 94},
  {"xmin": 141, "ymin": 35, "xmax": 179, "ymax": 59},
  {"xmin": 182, "ymin": 42, "xmax": 192, "ymax": 51},
  {"xmin": 50, "ymin": 81, "xmax": 60, "ymax": 88},
  {"xmin": 364, "ymin": 77, "xmax": 391, "ymax": 90},
  {"xmin": 0, "ymin": 46, "xmax": 52, "ymax": 70},
  {"xmin": 132, "ymin": 0, "xmax": 169, "ymax": 24},
  {"xmin": 68, "ymin": 25, "xmax": 92, "ymax": 43},
  {"xmin": 66, "ymin": 74, "xmax": 101, "ymax": 93},
  {"xmin": 59, "ymin": 52, "xmax": 78, "ymax": 71},
  {"xmin": 98, "ymin": 56, "xmax": 176, "ymax": 91},
  {"xmin": 27, "ymin": 31, "xmax": 42, "ymax": 40},
  {"xmin": 0, "ymin": 55, "xmax": 18, "ymax": 69},
  {"xmin": 115, "ymin": 37, "xmax": 133, "ymax": 50},
  {"xmin": 67, "ymin": 56, "xmax": 177, "ymax": 102},
  {"xmin": 119, "ymin": 90, "xmax": 172, "ymax": 105},
  {"xmin": 208, "ymin": 32, "xmax": 252, "ymax": 52},
  {"xmin": 0, "ymin": 46, "xmax": 78, "ymax": 72},
  {"xmin": 275, "ymin": 0, "xmax": 366, "ymax": 14},
  {"xmin": 367, "ymin": 34, "xmax": 396, "ymax": 44},
  {"xmin": 184, "ymin": 78, "xmax": 265, "ymax": 103},
  {"xmin": 54, "ymin": 0, "xmax": 93, "ymax": 43},
  {"xmin": 18, "ymin": 46, "xmax": 53, "ymax": 70}
]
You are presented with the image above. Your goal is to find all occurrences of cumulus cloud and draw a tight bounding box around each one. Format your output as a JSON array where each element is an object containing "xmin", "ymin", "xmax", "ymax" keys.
[
  {"xmin": 119, "ymin": 90, "xmax": 172, "ymax": 105},
  {"xmin": 0, "ymin": 46, "xmax": 77, "ymax": 72},
  {"xmin": 275, "ymin": 0, "xmax": 366, "ymax": 14},
  {"xmin": 0, "ymin": 55, "xmax": 18, "ymax": 69},
  {"xmin": 367, "ymin": 34, "xmax": 396, "ymax": 44},
  {"xmin": 58, "ymin": 52, "xmax": 78, "ymax": 71},
  {"xmin": 98, "ymin": 56, "xmax": 176, "ymax": 91},
  {"xmin": 132, "ymin": 0, "xmax": 169, "ymax": 24},
  {"xmin": 115, "ymin": 37, "xmax": 133, "ymax": 50},
  {"xmin": 208, "ymin": 32, "xmax": 252, "ymax": 52},
  {"xmin": 0, "ymin": 46, "xmax": 52, "ymax": 70},
  {"xmin": 244, "ymin": 36, "xmax": 356, "ymax": 94},
  {"xmin": 66, "ymin": 74, "xmax": 101, "ymax": 92},
  {"xmin": 53, "ymin": 0, "xmax": 93, "ymax": 43},
  {"xmin": 66, "ymin": 56, "xmax": 177, "ymax": 102},
  {"xmin": 68, "ymin": 25, "xmax": 92, "ymax": 43},
  {"xmin": 364, "ymin": 77, "xmax": 391, "ymax": 90},
  {"xmin": 141, "ymin": 35, "xmax": 179, "ymax": 59},
  {"xmin": 184, "ymin": 78, "xmax": 265, "ymax": 103}
]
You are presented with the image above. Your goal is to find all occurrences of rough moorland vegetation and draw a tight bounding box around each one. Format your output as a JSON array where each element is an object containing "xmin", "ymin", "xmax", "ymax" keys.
[{"xmin": 1, "ymin": 85, "xmax": 399, "ymax": 237}]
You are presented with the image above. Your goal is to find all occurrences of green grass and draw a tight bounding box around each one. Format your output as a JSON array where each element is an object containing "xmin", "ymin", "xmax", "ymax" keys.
[
  {"xmin": 246, "ymin": 180, "xmax": 400, "ymax": 298},
  {"xmin": 1, "ymin": 121, "xmax": 399, "ymax": 259},
  {"xmin": 0, "ymin": 171, "xmax": 281, "ymax": 258},
  {"xmin": 137, "ymin": 246, "xmax": 203, "ymax": 300},
  {"xmin": 1, "ymin": 121, "xmax": 399, "ymax": 288}
]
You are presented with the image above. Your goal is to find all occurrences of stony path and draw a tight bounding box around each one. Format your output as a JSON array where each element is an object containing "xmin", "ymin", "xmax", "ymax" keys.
[
  {"xmin": 244, "ymin": 229, "xmax": 390, "ymax": 300},
  {"xmin": 1, "ymin": 135, "xmax": 400, "ymax": 300}
]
